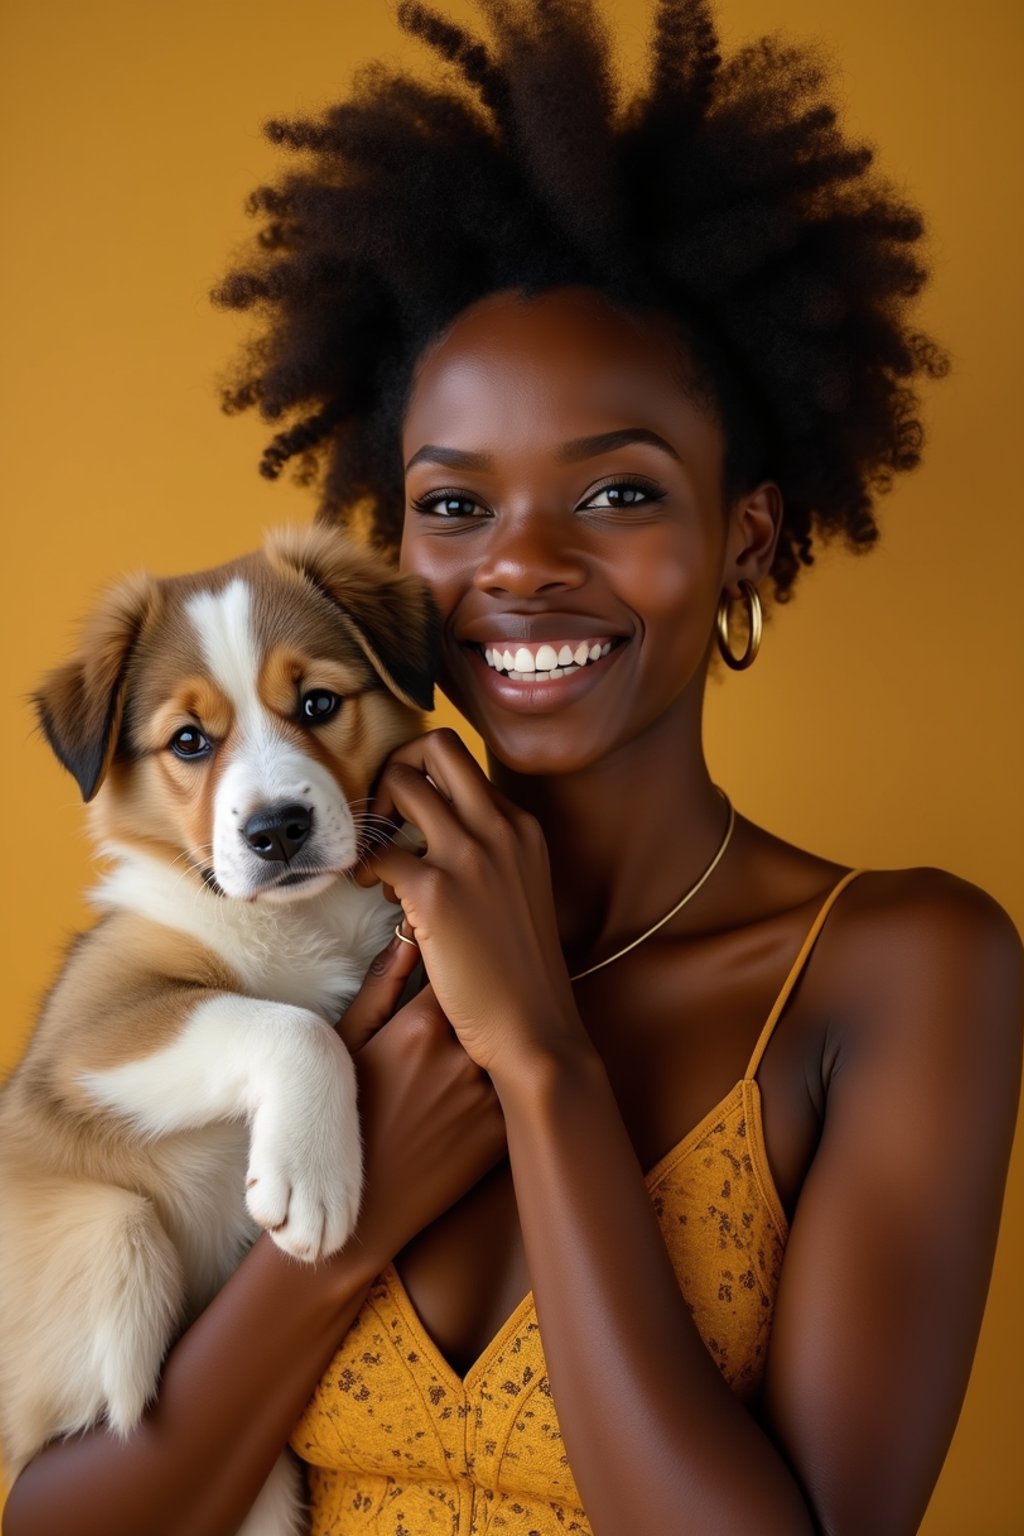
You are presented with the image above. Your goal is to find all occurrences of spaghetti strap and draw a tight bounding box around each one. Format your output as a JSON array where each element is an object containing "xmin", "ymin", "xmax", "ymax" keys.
[{"xmin": 744, "ymin": 868, "xmax": 867, "ymax": 1081}]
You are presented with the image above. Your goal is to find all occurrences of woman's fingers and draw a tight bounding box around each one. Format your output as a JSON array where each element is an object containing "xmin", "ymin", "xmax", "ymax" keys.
[
  {"xmin": 335, "ymin": 927, "xmax": 423, "ymax": 1051},
  {"xmin": 377, "ymin": 760, "xmax": 466, "ymax": 855},
  {"xmin": 373, "ymin": 729, "xmax": 506, "ymax": 839},
  {"xmin": 353, "ymin": 729, "xmax": 529, "ymax": 891}
]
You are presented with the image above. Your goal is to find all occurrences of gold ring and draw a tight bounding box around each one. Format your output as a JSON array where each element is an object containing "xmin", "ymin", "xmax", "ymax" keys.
[{"xmin": 394, "ymin": 922, "xmax": 419, "ymax": 949}]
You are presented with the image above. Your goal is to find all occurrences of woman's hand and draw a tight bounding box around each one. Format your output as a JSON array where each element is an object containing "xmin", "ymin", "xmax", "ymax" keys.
[
  {"xmin": 355, "ymin": 728, "xmax": 591, "ymax": 1084},
  {"xmin": 335, "ymin": 928, "xmax": 507, "ymax": 1276}
]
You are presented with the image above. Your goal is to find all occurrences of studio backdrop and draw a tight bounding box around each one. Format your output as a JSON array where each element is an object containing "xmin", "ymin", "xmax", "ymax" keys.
[{"xmin": 1, "ymin": 2, "xmax": 1020, "ymax": 1530}]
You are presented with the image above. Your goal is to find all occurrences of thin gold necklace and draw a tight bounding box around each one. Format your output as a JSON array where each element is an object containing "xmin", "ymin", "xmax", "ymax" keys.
[{"xmin": 568, "ymin": 787, "xmax": 735, "ymax": 982}]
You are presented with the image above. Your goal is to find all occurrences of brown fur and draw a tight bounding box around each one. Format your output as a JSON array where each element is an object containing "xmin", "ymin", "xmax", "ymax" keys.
[{"xmin": 33, "ymin": 572, "xmax": 161, "ymax": 802}]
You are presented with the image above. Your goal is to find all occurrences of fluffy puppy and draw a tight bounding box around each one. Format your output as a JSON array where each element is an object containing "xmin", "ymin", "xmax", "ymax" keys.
[{"xmin": 0, "ymin": 525, "xmax": 437, "ymax": 1535}]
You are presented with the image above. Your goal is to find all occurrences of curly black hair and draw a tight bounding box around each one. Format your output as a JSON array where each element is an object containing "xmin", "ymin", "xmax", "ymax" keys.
[{"xmin": 213, "ymin": 0, "xmax": 947, "ymax": 602}]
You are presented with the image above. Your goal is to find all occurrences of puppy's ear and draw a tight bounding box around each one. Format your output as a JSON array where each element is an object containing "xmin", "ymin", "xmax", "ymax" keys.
[
  {"xmin": 266, "ymin": 524, "xmax": 440, "ymax": 712},
  {"xmin": 32, "ymin": 572, "xmax": 158, "ymax": 802}
]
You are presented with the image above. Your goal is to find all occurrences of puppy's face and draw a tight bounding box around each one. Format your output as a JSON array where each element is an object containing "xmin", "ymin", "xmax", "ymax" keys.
[
  {"xmin": 35, "ymin": 527, "xmax": 438, "ymax": 902},
  {"xmin": 104, "ymin": 569, "xmax": 418, "ymax": 902}
]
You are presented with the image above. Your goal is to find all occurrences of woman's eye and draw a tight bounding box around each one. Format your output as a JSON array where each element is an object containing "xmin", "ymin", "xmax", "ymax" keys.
[
  {"xmin": 582, "ymin": 480, "xmax": 664, "ymax": 510},
  {"xmin": 301, "ymin": 689, "xmax": 342, "ymax": 724},
  {"xmin": 411, "ymin": 481, "xmax": 663, "ymax": 519},
  {"xmin": 411, "ymin": 492, "xmax": 488, "ymax": 519},
  {"xmin": 169, "ymin": 726, "xmax": 211, "ymax": 759}
]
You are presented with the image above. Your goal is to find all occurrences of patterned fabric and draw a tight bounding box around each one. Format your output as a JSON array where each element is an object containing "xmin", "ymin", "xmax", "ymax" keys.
[{"xmin": 291, "ymin": 870, "xmax": 864, "ymax": 1535}]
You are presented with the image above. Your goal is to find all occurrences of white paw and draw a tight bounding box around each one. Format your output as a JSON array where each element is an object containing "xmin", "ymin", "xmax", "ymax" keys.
[{"xmin": 245, "ymin": 1040, "xmax": 363, "ymax": 1263}]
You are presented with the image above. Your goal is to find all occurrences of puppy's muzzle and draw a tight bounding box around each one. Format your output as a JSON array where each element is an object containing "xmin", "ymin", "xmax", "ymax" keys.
[{"xmin": 242, "ymin": 803, "xmax": 313, "ymax": 863}]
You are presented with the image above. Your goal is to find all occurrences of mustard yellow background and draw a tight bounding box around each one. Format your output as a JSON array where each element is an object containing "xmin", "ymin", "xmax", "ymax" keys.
[{"xmin": 1, "ymin": 2, "xmax": 1020, "ymax": 1529}]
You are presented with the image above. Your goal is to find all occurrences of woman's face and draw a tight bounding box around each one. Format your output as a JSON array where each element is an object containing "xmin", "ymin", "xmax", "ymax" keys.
[{"xmin": 400, "ymin": 286, "xmax": 774, "ymax": 776}]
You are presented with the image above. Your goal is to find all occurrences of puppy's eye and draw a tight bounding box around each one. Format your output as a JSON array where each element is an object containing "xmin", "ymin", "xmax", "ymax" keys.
[
  {"xmin": 301, "ymin": 689, "xmax": 341, "ymax": 724},
  {"xmin": 169, "ymin": 726, "xmax": 211, "ymax": 759}
]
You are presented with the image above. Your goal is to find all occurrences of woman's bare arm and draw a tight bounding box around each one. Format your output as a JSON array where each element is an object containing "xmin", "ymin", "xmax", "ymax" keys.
[
  {"xmin": 495, "ymin": 870, "xmax": 1022, "ymax": 1536},
  {"xmin": 762, "ymin": 871, "xmax": 1021, "ymax": 1531},
  {"xmin": 2, "ymin": 939, "xmax": 505, "ymax": 1536}
]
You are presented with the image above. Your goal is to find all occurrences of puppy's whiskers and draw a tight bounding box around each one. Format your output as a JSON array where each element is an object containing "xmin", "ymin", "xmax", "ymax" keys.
[
  {"xmin": 351, "ymin": 811, "xmax": 402, "ymax": 872},
  {"xmin": 161, "ymin": 845, "xmax": 226, "ymax": 912}
]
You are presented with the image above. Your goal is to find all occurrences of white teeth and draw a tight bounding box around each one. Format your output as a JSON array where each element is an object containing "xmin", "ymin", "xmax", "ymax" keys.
[
  {"xmin": 480, "ymin": 639, "xmax": 618, "ymax": 678},
  {"xmin": 509, "ymin": 665, "xmax": 573, "ymax": 681}
]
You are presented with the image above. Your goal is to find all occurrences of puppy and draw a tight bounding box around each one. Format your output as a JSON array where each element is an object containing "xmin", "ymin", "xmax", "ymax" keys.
[{"xmin": 0, "ymin": 524, "xmax": 437, "ymax": 1535}]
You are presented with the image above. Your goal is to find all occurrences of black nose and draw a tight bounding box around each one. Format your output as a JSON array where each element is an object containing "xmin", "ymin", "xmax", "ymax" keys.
[{"xmin": 241, "ymin": 803, "xmax": 312, "ymax": 863}]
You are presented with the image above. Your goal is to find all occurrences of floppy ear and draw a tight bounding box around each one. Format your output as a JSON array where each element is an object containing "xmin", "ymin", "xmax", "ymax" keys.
[
  {"xmin": 32, "ymin": 571, "xmax": 159, "ymax": 802},
  {"xmin": 265, "ymin": 524, "xmax": 440, "ymax": 712}
]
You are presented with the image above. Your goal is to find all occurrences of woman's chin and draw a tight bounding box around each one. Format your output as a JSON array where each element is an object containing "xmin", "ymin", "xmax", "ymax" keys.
[{"xmin": 437, "ymin": 645, "xmax": 635, "ymax": 776}]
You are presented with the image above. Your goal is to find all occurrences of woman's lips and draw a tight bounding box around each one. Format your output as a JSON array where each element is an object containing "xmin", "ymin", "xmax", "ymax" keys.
[{"xmin": 459, "ymin": 637, "xmax": 627, "ymax": 711}]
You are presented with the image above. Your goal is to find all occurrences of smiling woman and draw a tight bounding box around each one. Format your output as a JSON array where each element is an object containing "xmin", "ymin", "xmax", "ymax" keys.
[
  {"xmin": 398, "ymin": 286, "xmax": 777, "ymax": 779},
  {"xmin": 1, "ymin": 3, "xmax": 1022, "ymax": 1536}
]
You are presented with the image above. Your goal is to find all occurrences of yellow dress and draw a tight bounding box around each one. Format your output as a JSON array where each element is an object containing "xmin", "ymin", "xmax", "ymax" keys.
[{"xmin": 291, "ymin": 869, "xmax": 865, "ymax": 1534}]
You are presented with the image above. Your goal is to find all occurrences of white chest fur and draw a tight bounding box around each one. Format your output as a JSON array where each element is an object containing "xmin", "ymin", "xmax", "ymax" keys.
[
  {"xmin": 92, "ymin": 844, "xmax": 399, "ymax": 1018},
  {"xmin": 78, "ymin": 847, "xmax": 398, "ymax": 1297}
]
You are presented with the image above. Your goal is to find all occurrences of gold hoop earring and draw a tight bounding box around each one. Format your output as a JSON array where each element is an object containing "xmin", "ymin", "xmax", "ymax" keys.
[{"xmin": 715, "ymin": 580, "xmax": 763, "ymax": 671}]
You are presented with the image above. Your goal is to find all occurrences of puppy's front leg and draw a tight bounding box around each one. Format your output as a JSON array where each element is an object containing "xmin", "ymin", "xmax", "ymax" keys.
[{"xmin": 81, "ymin": 995, "xmax": 362, "ymax": 1260}]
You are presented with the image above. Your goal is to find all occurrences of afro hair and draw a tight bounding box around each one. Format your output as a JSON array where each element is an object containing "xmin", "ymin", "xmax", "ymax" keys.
[{"xmin": 213, "ymin": 0, "xmax": 947, "ymax": 601}]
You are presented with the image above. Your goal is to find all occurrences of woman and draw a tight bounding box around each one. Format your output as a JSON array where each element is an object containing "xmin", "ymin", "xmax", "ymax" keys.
[{"xmin": 4, "ymin": 2, "xmax": 1020, "ymax": 1533}]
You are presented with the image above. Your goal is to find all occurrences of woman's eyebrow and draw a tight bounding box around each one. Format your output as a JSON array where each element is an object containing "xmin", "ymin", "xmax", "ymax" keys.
[
  {"xmin": 405, "ymin": 427, "xmax": 681, "ymax": 475},
  {"xmin": 557, "ymin": 427, "xmax": 682, "ymax": 464},
  {"xmin": 404, "ymin": 444, "xmax": 491, "ymax": 473}
]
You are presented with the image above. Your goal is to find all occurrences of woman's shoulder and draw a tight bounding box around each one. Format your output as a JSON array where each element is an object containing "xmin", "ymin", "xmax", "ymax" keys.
[
  {"xmin": 745, "ymin": 813, "xmax": 1020, "ymax": 978},
  {"xmin": 829, "ymin": 864, "xmax": 1021, "ymax": 987},
  {"xmin": 740, "ymin": 818, "xmax": 1021, "ymax": 1064},
  {"xmin": 806, "ymin": 863, "xmax": 1022, "ymax": 1091}
]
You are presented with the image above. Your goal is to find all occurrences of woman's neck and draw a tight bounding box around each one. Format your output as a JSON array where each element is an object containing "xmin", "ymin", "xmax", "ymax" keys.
[{"xmin": 487, "ymin": 690, "xmax": 727, "ymax": 969}]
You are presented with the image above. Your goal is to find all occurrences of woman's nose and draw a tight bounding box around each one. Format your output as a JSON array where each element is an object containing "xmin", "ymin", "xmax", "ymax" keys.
[{"xmin": 473, "ymin": 512, "xmax": 588, "ymax": 598}]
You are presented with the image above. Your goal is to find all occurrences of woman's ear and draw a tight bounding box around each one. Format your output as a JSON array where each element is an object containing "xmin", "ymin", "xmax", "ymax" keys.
[
  {"xmin": 265, "ymin": 523, "xmax": 440, "ymax": 712},
  {"xmin": 32, "ymin": 571, "xmax": 158, "ymax": 802},
  {"xmin": 723, "ymin": 481, "xmax": 783, "ymax": 595}
]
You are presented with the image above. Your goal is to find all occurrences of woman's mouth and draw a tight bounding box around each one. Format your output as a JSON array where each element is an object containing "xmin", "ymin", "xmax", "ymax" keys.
[
  {"xmin": 460, "ymin": 636, "xmax": 627, "ymax": 710},
  {"xmin": 480, "ymin": 638, "xmax": 615, "ymax": 681}
]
